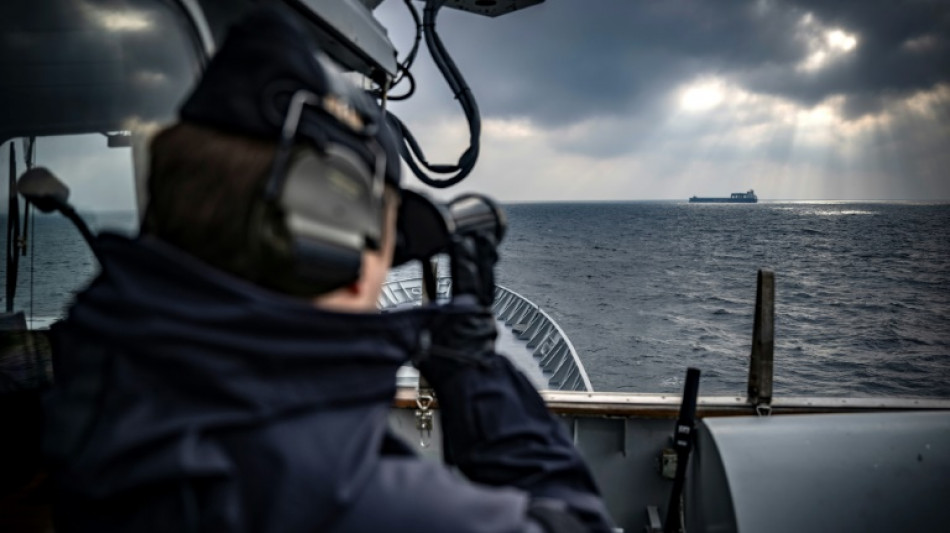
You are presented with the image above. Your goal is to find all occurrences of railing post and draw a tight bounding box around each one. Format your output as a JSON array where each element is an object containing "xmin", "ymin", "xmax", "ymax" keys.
[
  {"xmin": 747, "ymin": 269, "xmax": 775, "ymax": 408},
  {"xmin": 415, "ymin": 259, "xmax": 439, "ymax": 447}
]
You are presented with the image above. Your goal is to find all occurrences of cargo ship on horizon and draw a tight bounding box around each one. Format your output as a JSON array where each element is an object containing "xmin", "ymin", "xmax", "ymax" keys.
[{"xmin": 689, "ymin": 189, "xmax": 758, "ymax": 203}]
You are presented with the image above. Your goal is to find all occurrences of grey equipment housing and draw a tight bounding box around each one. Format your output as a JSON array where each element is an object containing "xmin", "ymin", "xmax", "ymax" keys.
[{"xmin": 686, "ymin": 411, "xmax": 950, "ymax": 533}]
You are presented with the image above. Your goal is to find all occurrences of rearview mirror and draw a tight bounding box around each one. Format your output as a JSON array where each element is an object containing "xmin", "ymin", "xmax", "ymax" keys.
[{"xmin": 16, "ymin": 167, "xmax": 69, "ymax": 213}]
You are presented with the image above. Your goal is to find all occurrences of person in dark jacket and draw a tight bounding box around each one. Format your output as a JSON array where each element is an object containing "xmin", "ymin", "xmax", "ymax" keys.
[{"xmin": 43, "ymin": 6, "xmax": 614, "ymax": 533}]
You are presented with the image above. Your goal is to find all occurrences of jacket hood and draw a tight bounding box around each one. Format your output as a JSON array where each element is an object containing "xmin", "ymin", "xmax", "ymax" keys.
[
  {"xmin": 47, "ymin": 234, "xmax": 433, "ymax": 523},
  {"xmin": 67, "ymin": 234, "xmax": 429, "ymax": 411}
]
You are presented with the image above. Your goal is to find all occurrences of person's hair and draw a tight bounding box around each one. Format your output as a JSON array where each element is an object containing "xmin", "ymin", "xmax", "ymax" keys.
[
  {"xmin": 142, "ymin": 121, "xmax": 277, "ymax": 282},
  {"xmin": 142, "ymin": 122, "xmax": 397, "ymax": 294}
]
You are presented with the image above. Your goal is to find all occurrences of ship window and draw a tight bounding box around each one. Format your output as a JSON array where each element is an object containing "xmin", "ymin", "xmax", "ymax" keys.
[
  {"xmin": 1, "ymin": 0, "xmax": 206, "ymax": 327},
  {"xmin": 1, "ymin": 134, "xmax": 136, "ymax": 328}
]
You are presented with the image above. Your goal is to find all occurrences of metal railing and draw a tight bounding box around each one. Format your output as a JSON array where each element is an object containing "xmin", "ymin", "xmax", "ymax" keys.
[
  {"xmin": 379, "ymin": 276, "xmax": 594, "ymax": 392},
  {"xmin": 492, "ymin": 285, "xmax": 593, "ymax": 392}
]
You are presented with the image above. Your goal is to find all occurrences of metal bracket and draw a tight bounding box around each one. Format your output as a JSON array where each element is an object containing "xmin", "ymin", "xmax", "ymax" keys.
[
  {"xmin": 645, "ymin": 505, "xmax": 663, "ymax": 533},
  {"xmin": 414, "ymin": 391, "xmax": 434, "ymax": 448},
  {"xmin": 660, "ymin": 448, "xmax": 677, "ymax": 479},
  {"xmin": 621, "ymin": 418, "xmax": 628, "ymax": 457}
]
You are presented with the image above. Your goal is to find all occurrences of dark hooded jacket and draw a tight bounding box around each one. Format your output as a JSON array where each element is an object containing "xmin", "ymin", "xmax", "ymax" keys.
[{"xmin": 43, "ymin": 235, "xmax": 613, "ymax": 532}]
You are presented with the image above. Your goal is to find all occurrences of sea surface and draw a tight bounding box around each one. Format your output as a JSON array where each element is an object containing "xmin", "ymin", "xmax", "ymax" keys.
[{"xmin": 3, "ymin": 202, "xmax": 949, "ymax": 398}]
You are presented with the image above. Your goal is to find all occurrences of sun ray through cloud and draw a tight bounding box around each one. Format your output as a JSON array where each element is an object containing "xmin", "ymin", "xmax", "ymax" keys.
[{"xmin": 372, "ymin": 1, "xmax": 950, "ymax": 201}]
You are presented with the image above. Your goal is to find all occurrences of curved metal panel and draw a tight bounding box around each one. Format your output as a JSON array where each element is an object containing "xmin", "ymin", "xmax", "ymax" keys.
[
  {"xmin": 689, "ymin": 411, "xmax": 950, "ymax": 533},
  {"xmin": 0, "ymin": 0, "xmax": 204, "ymax": 141}
]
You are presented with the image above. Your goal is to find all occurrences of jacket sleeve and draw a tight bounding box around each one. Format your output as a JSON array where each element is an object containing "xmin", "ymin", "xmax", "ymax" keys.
[{"xmin": 423, "ymin": 353, "xmax": 615, "ymax": 533}]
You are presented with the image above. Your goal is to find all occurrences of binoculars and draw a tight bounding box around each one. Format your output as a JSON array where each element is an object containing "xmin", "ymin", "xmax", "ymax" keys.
[{"xmin": 393, "ymin": 191, "xmax": 506, "ymax": 266}]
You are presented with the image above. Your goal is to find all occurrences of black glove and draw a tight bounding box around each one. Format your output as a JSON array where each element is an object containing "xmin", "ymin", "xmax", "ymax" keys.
[
  {"xmin": 414, "ymin": 231, "xmax": 500, "ymax": 383},
  {"xmin": 449, "ymin": 231, "xmax": 499, "ymax": 307}
]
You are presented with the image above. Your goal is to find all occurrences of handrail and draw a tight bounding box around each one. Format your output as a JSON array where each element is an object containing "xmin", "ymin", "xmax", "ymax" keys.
[
  {"xmin": 392, "ymin": 388, "xmax": 950, "ymax": 417},
  {"xmin": 386, "ymin": 268, "xmax": 950, "ymax": 416}
]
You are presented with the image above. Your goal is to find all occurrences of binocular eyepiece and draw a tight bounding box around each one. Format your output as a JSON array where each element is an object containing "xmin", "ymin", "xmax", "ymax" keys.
[{"xmin": 393, "ymin": 191, "xmax": 506, "ymax": 266}]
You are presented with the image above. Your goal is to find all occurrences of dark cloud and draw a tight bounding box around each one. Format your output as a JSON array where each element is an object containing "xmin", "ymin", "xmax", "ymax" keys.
[
  {"xmin": 740, "ymin": 2, "xmax": 950, "ymax": 117},
  {"xmin": 378, "ymin": 0, "xmax": 950, "ymax": 125},
  {"xmin": 385, "ymin": 0, "xmax": 796, "ymax": 125}
]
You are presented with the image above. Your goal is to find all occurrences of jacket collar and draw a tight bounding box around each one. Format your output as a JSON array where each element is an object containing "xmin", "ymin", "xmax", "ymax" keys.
[{"xmin": 64, "ymin": 233, "xmax": 433, "ymax": 412}]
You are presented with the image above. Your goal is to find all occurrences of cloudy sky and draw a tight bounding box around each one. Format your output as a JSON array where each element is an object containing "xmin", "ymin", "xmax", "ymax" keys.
[
  {"xmin": 1, "ymin": 0, "xmax": 948, "ymax": 211},
  {"xmin": 375, "ymin": 0, "xmax": 950, "ymax": 201}
]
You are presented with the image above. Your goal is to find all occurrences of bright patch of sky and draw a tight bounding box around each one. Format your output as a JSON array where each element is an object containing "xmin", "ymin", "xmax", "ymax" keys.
[
  {"xmin": 796, "ymin": 14, "xmax": 859, "ymax": 72},
  {"xmin": 679, "ymin": 79, "xmax": 726, "ymax": 112}
]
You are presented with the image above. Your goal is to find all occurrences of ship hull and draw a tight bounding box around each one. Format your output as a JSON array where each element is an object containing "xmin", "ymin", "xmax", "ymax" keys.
[{"xmin": 689, "ymin": 197, "xmax": 757, "ymax": 203}]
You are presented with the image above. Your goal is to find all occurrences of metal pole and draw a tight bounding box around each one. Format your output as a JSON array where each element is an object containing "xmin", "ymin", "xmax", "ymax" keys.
[
  {"xmin": 20, "ymin": 137, "xmax": 35, "ymax": 257},
  {"xmin": 415, "ymin": 258, "xmax": 439, "ymax": 447},
  {"xmin": 747, "ymin": 269, "xmax": 775, "ymax": 406},
  {"xmin": 5, "ymin": 142, "xmax": 19, "ymax": 312},
  {"xmin": 664, "ymin": 367, "xmax": 701, "ymax": 533},
  {"xmin": 422, "ymin": 257, "xmax": 437, "ymax": 305}
]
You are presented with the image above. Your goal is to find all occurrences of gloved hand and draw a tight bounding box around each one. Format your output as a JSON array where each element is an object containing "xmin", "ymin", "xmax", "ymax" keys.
[
  {"xmin": 414, "ymin": 231, "xmax": 500, "ymax": 383},
  {"xmin": 449, "ymin": 231, "xmax": 499, "ymax": 307}
]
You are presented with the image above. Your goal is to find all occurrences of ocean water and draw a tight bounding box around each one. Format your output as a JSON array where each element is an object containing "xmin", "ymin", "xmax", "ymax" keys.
[
  {"xmin": 1, "ymin": 212, "xmax": 131, "ymax": 324},
  {"xmin": 3, "ymin": 202, "xmax": 950, "ymax": 398},
  {"xmin": 496, "ymin": 202, "xmax": 950, "ymax": 398}
]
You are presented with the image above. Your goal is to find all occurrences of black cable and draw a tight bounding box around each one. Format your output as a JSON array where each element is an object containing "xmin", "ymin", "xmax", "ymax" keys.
[
  {"xmin": 371, "ymin": 0, "xmax": 423, "ymax": 99},
  {"xmin": 399, "ymin": 0, "xmax": 423, "ymax": 72},
  {"xmin": 387, "ymin": 67, "xmax": 416, "ymax": 101},
  {"xmin": 394, "ymin": 0, "xmax": 481, "ymax": 188},
  {"xmin": 59, "ymin": 205, "xmax": 98, "ymax": 261},
  {"xmin": 20, "ymin": 137, "xmax": 34, "ymax": 258},
  {"xmin": 386, "ymin": 111, "xmax": 454, "ymax": 175},
  {"xmin": 5, "ymin": 142, "xmax": 20, "ymax": 313}
]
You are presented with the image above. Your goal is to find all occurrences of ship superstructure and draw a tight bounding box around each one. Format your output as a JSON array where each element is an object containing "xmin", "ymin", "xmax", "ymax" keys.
[{"xmin": 689, "ymin": 189, "xmax": 758, "ymax": 203}]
